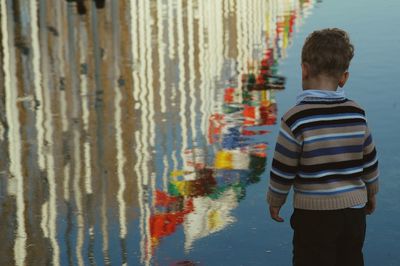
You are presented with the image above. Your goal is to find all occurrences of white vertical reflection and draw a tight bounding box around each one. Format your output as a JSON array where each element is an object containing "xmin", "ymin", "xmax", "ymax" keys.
[
  {"xmin": 204, "ymin": 0, "xmax": 212, "ymax": 124},
  {"xmin": 242, "ymin": 0, "xmax": 249, "ymax": 72},
  {"xmin": 73, "ymin": 127, "xmax": 84, "ymax": 266},
  {"xmin": 212, "ymin": 0, "xmax": 223, "ymax": 113},
  {"xmin": 214, "ymin": 0, "xmax": 224, "ymax": 76},
  {"xmin": 198, "ymin": 0, "xmax": 207, "ymax": 135},
  {"xmin": 130, "ymin": 0, "xmax": 140, "ymax": 102},
  {"xmin": 162, "ymin": 155, "xmax": 169, "ymax": 190},
  {"xmin": 252, "ymin": 0, "xmax": 257, "ymax": 50},
  {"xmin": 156, "ymin": 0, "xmax": 167, "ymax": 113},
  {"xmin": 111, "ymin": 0, "xmax": 128, "ymax": 250},
  {"xmin": 177, "ymin": 0, "xmax": 188, "ymax": 162},
  {"xmin": 235, "ymin": 0, "xmax": 244, "ymax": 101},
  {"xmin": 134, "ymin": 131, "xmax": 145, "ymax": 265},
  {"xmin": 187, "ymin": 0, "xmax": 197, "ymax": 143},
  {"xmin": 63, "ymin": 165, "xmax": 71, "ymax": 201},
  {"xmin": 144, "ymin": 0, "xmax": 156, "ymax": 151},
  {"xmin": 1, "ymin": 0, "xmax": 26, "ymax": 265},
  {"xmin": 168, "ymin": 0, "xmax": 175, "ymax": 59},
  {"xmin": 41, "ymin": 103, "xmax": 60, "ymax": 265},
  {"xmin": 172, "ymin": 149, "xmax": 178, "ymax": 173},
  {"xmin": 55, "ymin": 0, "xmax": 69, "ymax": 133},
  {"xmin": 38, "ymin": 0, "xmax": 61, "ymax": 262},
  {"xmin": 59, "ymin": 89, "xmax": 69, "ymax": 132},
  {"xmin": 115, "ymin": 76, "xmax": 128, "ymax": 242},
  {"xmin": 79, "ymin": 18, "xmax": 93, "ymax": 195},
  {"xmin": 223, "ymin": 0, "xmax": 229, "ymax": 18},
  {"xmin": 130, "ymin": 2, "xmax": 146, "ymax": 264},
  {"xmin": 136, "ymin": 0, "xmax": 152, "ymax": 264},
  {"xmin": 40, "ymin": 201, "xmax": 49, "ymax": 238},
  {"xmin": 135, "ymin": 131, "xmax": 151, "ymax": 266},
  {"xmin": 30, "ymin": 0, "xmax": 45, "ymax": 171},
  {"xmin": 137, "ymin": 0, "xmax": 149, "ymax": 184}
]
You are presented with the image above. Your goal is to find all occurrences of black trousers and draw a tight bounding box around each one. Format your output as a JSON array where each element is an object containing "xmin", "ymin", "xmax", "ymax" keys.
[{"xmin": 290, "ymin": 208, "xmax": 366, "ymax": 266}]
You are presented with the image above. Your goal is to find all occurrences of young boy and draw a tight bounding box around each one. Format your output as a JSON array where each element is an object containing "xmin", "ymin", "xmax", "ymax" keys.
[{"xmin": 267, "ymin": 28, "xmax": 379, "ymax": 266}]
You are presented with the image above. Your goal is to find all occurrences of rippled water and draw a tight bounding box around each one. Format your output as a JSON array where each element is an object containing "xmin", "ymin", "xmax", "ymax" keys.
[{"xmin": 1, "ymin": 0, "xmax": 399, "ymax": 265}]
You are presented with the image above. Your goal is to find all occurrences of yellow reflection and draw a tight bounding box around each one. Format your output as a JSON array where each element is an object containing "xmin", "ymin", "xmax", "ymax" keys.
[{"xmin": 215, "ymin": 151, "xmax": 233, "ymax": 169}]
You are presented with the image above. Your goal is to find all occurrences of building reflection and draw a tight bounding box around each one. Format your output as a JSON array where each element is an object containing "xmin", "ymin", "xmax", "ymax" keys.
[
  {"xmin": 137, "ymin": 0, "xmax": 315, "ymax": 264},
  {"xmin": 0, "ymin": 0, "xmax": 315, "ymax": 265}
]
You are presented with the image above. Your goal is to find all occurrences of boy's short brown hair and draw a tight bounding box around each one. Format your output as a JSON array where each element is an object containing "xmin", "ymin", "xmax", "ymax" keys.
[{"xmin": 302, "ymin": 28, "xmax": 354, "ymax": 79}]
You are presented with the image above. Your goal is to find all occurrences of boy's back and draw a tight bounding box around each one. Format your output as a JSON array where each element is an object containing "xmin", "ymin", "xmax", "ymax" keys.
[
  {"xmin": 268, "ymin": 97, "xmax": 378, "ymax": 210},
  {"xmin": 266, "ymin": 28, "xmax": 379, "ymax": 266}
]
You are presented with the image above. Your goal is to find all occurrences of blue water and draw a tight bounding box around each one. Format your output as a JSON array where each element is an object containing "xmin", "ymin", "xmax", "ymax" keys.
[
  {"xmin": 267, "ymin": 1, "xmax": 400, "ymax": 265},
  {"xmin": 0, "ymin": 0, "xmax": 399, "ymax": 265},
  {"xmin": 152, "ymin": 0, "xmax": 400, "ymax": 265}
]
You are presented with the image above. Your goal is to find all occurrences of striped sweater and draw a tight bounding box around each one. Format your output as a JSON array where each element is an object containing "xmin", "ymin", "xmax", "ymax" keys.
[{"xmin": 267, "ymin": 97, "xmax": 379, "ymax": 210}]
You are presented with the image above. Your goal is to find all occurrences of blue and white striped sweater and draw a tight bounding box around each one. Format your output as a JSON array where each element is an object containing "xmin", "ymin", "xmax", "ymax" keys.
[{"xmin": 267, "ymin": 95, "xmax": 379, "ymax": 210}]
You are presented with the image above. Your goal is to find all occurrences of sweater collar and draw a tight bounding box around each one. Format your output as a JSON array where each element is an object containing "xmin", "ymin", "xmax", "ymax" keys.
[{"xmin": 296, "ymin": 89, "xmax": 346, "ymax": 104}]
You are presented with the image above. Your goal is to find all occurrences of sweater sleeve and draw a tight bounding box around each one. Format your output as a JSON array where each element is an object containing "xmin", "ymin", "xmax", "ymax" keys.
[
  {"xmin": 267, "ymin": 119, "xmax": 301, "ymax": 207},
  {"xmin": 362, "ymin": 126, "xmax": 379, "ymax": 197}
]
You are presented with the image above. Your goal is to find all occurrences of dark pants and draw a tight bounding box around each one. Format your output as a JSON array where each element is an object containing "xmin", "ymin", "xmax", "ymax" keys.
[{"xmin": 290, "ymin": 208, "xmax": 366, "ymax": 266}]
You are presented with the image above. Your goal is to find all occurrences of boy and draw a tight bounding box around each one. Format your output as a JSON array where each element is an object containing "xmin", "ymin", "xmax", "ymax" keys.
[{"xmin": 266, "ymin": 28, "xmax": 379, "ymax": 266}]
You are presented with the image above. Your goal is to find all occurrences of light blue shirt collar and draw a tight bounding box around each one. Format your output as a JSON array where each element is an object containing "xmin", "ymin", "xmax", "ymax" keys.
[{"xmin": 296, "ymin": 89, "xmax": 346, "ymax": 104}]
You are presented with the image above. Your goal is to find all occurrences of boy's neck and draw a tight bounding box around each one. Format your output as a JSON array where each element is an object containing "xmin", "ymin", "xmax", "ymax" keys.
[{"xmin": 302, "ymin": 75, "xmax": 339, "ymax": 91}]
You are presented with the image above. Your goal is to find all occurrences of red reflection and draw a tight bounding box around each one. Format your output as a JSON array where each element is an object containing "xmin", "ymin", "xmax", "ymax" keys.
[
  {"xmin": 150, "ymin": 195, "xmax": 194, "ymax": 246},
  {"xmin": 208, "ymin": 113, "xmax": 225, "ymax": 144}
]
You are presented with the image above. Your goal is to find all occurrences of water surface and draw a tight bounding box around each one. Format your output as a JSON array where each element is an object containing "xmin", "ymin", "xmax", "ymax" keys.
[{"xmin": 0, "ymin": 0, "xmax": 399, "ymax": 265}]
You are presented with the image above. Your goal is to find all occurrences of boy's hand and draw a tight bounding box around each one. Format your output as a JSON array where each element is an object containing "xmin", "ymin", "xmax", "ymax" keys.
[
  {"xmin": 269, "ymin": 205, "xmax": 284, "ymax": 222},
  {"xmin": 365, "ymin": 195, "xmax": 376, "ymax": 215}
]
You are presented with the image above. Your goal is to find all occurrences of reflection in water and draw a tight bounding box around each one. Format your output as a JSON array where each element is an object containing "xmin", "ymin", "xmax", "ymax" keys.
[
  {"xmin": 0, "ymin": 0, "xmax": 315, "ymax": 265},
  {"xmin": 1, "ymin": 0, "xmax": 26, "ymax": 265},
  {"xmin": 66, "ymin": 0, "xmax": 106, "ymax": 16}
]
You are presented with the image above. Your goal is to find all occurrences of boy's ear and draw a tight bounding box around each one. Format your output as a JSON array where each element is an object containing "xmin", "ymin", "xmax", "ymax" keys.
[
  {"xmin": 301, "ymin": 63, "xmax": 310, "ymax": 80},
  {"xmin": 338, "ymin": 71, "xmax": 350, "ymax": 88}
]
